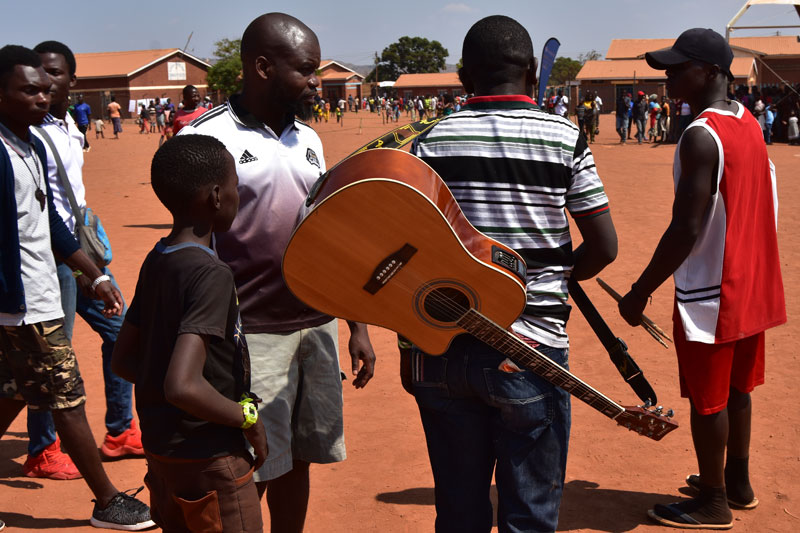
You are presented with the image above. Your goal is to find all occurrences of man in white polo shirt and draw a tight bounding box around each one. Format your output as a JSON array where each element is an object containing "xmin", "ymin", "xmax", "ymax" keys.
[{"xmin": 178, "ymin": 12, "xmax": 376, "ymax": 532}]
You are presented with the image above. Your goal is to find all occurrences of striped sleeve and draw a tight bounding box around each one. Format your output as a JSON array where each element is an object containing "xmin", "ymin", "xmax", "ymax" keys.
[{"xmin": 566, "ymin": 135, "xmax": 609, "ymax": 218}]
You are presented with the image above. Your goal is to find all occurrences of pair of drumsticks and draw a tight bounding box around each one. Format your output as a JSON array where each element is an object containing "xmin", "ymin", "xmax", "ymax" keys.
[{"xmin": 596, "ymin": 278, "xmax": 672, "ymax": 348}]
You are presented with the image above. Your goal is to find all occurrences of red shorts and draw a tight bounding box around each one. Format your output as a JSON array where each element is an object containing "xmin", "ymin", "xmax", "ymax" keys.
[{"xmin": 673, "ymin": 314, "xmax": 765, "ymax": 415}]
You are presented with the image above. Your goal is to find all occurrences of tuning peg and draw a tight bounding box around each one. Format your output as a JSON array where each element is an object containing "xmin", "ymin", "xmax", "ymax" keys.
[
  {"xmin": 666, "ymin": 409, "xmax": 674, "ymax": 418},
  {"xmin": 643, "ymin": 399, "xmax": 652, "ymax": 409},
  {"xmin": 655, "ymin": 406, "xmax": 663, "ymax": 415}
]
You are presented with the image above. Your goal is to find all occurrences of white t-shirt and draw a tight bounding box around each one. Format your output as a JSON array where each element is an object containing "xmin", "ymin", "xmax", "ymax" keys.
[
  {"xmin": 0, "ymin": 124, "xmax": 63, "ymax": 325},
  {"xmin": 554, "ymin": 95, "xmax": 569, "ymax": 116},
  {"xmin": 32, "ymin": 113, "xmax": 86, "ymax": 234}
]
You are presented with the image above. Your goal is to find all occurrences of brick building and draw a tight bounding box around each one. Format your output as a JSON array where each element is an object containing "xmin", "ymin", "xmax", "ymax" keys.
[
  {"xmin": 72, "ymin": 49, "xmax": 211, "ymax": 119},
  {"xmin": 317, "ymin": 60, "xmax": 364, "ymax": 103},
  {"xmin": 393, "ymin": 73, "xmax": 464, "ymax": 100},
  {"xmin": 576, "ymin": 35, "xmax": 799, "ymax": 112}
]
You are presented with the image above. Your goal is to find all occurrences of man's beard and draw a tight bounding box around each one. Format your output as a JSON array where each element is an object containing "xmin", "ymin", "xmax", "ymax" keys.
[{"xmin": 289, "ymin": 100, "xmax": 314, "ymax": 122}]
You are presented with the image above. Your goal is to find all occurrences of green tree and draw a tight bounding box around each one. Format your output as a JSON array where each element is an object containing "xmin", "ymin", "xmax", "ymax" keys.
[
  {"xmin": 578, "ymin": 49, "xmax": 603, "ymax": 63},
  {"xmin": 549, "ymin": 56, "xmax": 583, "ymax": 86},
  {"xmin": 366, "ymin": 36, "xmax": 448, "ymax": 81},
  {"xmin": 206, "ymin": 38, "xmax": 242, "ymax": 98}
]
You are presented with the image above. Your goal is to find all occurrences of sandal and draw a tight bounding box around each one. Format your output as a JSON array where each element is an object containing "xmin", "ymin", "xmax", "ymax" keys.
[
  {"xmin": 648, "ymin": 502, "xmax": 734, "ymax": 530},
  {"xmin": 686, "ymin": 474, "xmax": 759, "ymax": 510}
]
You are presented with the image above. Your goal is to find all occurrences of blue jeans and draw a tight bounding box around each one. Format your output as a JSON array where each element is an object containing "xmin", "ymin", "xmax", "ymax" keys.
[
  {"xmin": 412, "ymin": 335, "xmax": 571, "ymax": 533},
  {"xmin": 635, "ymin": 118, "xmax": 646, "ymax": 143},
  {"xmin": 615, "ymin": 115, "xmax": 628, "ymax": 141},
  {"xmin": 26, "ymin": 263, "xmax": 132, "ymax": 456}
]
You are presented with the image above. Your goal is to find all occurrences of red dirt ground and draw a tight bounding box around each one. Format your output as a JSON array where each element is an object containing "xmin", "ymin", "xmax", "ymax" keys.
[{"xmin": 1, "ymin": 111, "xmax": 798, "ymax": 532}]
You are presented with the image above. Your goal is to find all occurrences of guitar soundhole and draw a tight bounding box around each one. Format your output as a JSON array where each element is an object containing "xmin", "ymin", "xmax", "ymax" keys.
[{"xmin": 423, "ymin": 287, "xmax": 470, "ymax": 323}]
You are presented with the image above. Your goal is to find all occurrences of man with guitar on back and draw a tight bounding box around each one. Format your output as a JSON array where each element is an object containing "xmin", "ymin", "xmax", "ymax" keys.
[{"xmin": 400, "ymin": 15, "xmax": 618, "ymax": 533}]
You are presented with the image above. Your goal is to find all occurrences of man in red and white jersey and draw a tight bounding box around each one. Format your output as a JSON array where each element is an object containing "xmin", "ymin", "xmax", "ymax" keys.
[{"xmin": 619, "ymin": 28, "xmax": 786, "ymax": 530}]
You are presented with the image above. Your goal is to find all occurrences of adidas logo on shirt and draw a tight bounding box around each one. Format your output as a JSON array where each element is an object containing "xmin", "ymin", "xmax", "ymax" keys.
[{"xmin": 239, "ymin": 150, "xmax": 258, "ymax": 164}]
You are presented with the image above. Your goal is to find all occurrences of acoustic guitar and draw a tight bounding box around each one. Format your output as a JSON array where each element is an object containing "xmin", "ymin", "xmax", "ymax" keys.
[{"xmin": 283, "ymin": 148, "xmax": 677, "ymax": 441}]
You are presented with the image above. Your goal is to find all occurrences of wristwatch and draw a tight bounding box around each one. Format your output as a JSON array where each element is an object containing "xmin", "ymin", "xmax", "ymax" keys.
[{"xmin": 239, "ymin": 397, "xmax": 258, "ymax": 430}]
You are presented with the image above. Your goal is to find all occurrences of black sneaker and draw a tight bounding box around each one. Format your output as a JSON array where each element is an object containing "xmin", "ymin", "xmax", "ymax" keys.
[{"xmin": 90, "ymin": 487, "xmax": 155, "ymax": 530}]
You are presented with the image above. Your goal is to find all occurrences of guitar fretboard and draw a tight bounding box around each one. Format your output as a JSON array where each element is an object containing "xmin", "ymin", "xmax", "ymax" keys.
[{"xmin": 457, "ymin": 309, "xmax": 625, "ymax": 420}]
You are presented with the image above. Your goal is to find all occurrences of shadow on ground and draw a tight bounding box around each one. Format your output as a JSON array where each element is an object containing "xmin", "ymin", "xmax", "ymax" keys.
[
  {"xmin": 0, "ymin": 435, "xmax": 29, "ymax": 482},
  {"xmin": 376, "ymin": 485, "xmax": 500, "ymax": 526},
  {"xmin": 558, "ymin": 479, "xmax": 673, "ymax": 532},
  {"xmin": 0, "ymin": 512, "xmax": 88, "ymax": 529},
  {"xmin": 376, "ymin": 479, "xmax": 674, "ymax": 532}
]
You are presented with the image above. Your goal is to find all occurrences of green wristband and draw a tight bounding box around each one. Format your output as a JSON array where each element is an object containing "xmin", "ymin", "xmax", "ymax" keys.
[{"xmin": 239, "ymin": 398, "xmax": 258, "ymax": 429}]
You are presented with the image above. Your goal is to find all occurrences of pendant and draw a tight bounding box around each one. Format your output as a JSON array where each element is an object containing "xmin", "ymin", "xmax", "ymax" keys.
[{"xmin": 35, "ymin": 188, "xmax": 45, "ymax": 211}]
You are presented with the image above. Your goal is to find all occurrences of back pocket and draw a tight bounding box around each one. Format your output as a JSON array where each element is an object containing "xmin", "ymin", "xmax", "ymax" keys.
[{"xmin": 484, "ymin": 368, "xmax": 554, "ymax": 436}]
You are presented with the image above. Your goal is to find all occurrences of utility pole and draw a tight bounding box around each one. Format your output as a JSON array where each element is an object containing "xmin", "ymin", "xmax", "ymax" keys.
[
  {"xmin": 183, "ymin": 32, "xmax": 194, "ymax": 53},
  {"xmin": 374, "ymin": 52, "xmax": 379, "ymax": 97}
]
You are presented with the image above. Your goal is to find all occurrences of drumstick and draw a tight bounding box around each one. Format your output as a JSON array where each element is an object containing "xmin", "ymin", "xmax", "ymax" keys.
[
  {"xmin": 643, "ymin": 321, "xmax": 669, "ymax": 348},
  {"xmin": 596, "ymin": 278, "xmax": 673, "ymax": 345}
]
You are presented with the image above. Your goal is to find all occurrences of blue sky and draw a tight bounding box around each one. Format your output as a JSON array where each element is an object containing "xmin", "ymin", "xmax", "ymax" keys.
[{"xmin": 2, "ymin": 0, "xmax": 797, "ymax": 69}]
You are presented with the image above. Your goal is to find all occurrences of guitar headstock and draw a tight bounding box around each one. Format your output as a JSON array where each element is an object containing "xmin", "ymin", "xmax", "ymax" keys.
[{"xmin": 616, "ymin": 403, "xmax": 678, "ymax": 441}]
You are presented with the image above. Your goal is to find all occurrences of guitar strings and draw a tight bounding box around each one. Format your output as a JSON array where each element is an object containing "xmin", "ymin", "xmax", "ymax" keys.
[
  {"xmin": 408, "ymin": 289, "xmax": 622, "ymax": 411},
  {"xmin": 375, "ymin": 279, "xmax": 666, "ymax": 432}
]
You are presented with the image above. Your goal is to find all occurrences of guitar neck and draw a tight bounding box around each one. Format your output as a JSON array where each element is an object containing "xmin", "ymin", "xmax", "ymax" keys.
[{"xmin": 457, "ymin": 309, "xmax": 625, "ymax": 420}]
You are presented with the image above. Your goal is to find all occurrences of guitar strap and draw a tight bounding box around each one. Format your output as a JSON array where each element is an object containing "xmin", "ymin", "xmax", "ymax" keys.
[
  {"xmin": 351, "ymin": 116, "xmax": 444, "ymax": 154},
  {"xmin": 306, "ymin": 116, "xmax": 443, "ymax": 207},
  {"xmin": 567, "ymin": 277, "xmax": 659, "ymax": 405}
]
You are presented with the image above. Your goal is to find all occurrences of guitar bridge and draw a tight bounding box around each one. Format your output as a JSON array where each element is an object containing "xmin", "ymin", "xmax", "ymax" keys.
[{"xmin": 363, "ymin": 244, "xmax": 417, "ymax": 295}]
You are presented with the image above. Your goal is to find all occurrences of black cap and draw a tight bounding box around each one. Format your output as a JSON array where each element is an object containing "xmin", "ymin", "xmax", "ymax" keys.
[{"xmin": 645, "ymin": 28, "xmax": 734, "ymax": 81}]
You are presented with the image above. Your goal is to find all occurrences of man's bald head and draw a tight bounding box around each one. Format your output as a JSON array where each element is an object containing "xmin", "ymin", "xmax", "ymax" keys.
[{"xmin": 241, "ymin": 13, "xmax": 319, "ymax": 67}]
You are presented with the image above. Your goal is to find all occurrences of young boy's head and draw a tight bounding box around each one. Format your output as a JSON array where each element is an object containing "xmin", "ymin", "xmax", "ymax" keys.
[{"xmin": 151, "ymin": 134, "xmax": 239, "ymax": 231}]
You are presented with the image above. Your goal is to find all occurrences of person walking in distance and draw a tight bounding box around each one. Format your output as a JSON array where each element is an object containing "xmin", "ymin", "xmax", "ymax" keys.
[
  {"xmin": 73, "ymin": 93, "xmax": 91, "ymax": 151},
  {"xmin": 106, "ymin": 96, "xmax": 122, "ymax": 139}
]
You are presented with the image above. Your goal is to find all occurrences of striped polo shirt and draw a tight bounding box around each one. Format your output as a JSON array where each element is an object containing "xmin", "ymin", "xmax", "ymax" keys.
[{"xmin": 412, "ymin": 95, "xmax": 609, "ymax": 348}]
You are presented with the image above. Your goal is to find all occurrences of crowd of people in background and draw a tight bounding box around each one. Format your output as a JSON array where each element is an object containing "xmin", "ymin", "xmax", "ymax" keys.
[
  {"xmin": 66, "ymin": 77, "xmax": 800, "ymax": 151},
  {"xmin": 309, "ymin": 92, "xmax": 468, "ymax": 125},
  {"xmin": 538, "ymin": 82, "xmax": 800, "ymax": 147},
  {"xmin": 740, "ymin": 84, "xmax": 800, "ymax": 145}
]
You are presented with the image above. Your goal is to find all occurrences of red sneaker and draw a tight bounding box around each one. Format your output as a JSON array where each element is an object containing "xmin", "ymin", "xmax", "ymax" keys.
[
  {"xmin": 100, "ymin": 419, "xmax": 144, "ymax": 459},
  {"xmin": 22, "ymin": 438, "xmax": 82, "ymax": 480}
]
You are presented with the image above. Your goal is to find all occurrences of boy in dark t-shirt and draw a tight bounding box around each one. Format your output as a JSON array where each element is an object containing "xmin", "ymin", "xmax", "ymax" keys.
[{"xmin": 111, "ymin": 134, "xmax": 267, "ymax": 532}]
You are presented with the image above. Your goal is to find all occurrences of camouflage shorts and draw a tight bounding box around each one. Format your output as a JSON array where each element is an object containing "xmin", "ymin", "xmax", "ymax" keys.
[{"xmin": 0, "ymin": 319, "xmax": 86, "ymax": 410}]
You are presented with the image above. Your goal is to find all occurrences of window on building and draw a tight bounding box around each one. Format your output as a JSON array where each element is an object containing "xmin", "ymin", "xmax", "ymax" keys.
[{"xmin": 168, "ymin": 61, "xmax": 186, "ymax": 81}]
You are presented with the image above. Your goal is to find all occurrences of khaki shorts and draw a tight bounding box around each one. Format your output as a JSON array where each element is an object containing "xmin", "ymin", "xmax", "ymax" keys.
[
  {"xmin": 0, "ymin": 319, "xmax": 86, "ymax": 410},
  {"xmin": 247, "ymin": 320, "xmax": 346, "ymax": 481}
]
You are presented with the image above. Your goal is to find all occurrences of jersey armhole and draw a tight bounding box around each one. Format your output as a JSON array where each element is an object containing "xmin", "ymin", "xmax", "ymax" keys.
[{"xmin": 685, "ymin": 120, "xmax": 724, "ymax": 195}]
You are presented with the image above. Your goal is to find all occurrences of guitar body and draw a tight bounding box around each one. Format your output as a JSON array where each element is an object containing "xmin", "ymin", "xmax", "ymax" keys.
[{"xmin": 283, "ymin": 148, "xmax": 527, "ymax": 355}]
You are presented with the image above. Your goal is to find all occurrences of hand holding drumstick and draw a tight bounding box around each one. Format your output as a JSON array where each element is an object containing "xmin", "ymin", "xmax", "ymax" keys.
[{"xmin": 597, "ymin": 278, "xmax": 672, "ymax": 348}]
